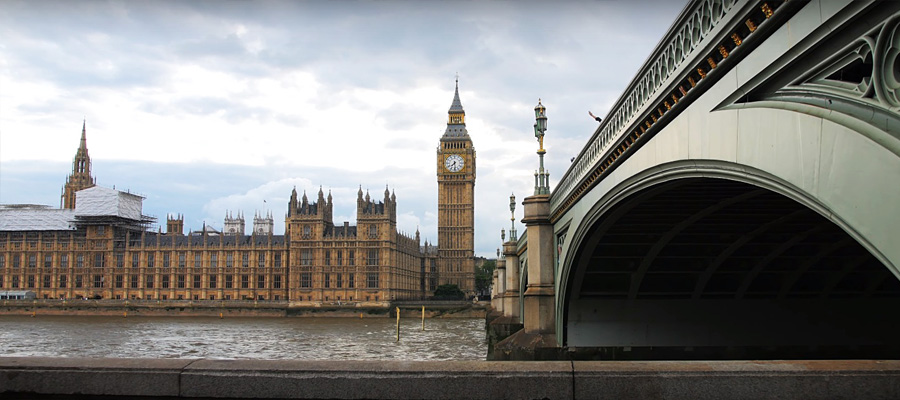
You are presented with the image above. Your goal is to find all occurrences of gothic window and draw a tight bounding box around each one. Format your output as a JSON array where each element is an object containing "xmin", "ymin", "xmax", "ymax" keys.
[
  {"xmin": 300, "ymin": 250, "xmax": 312, "ymax": 266},
  {"xmin": 325, "ymin": 251, "xmax": 331, "ymax": 266},
  {"xmin": 324, "ymin": 273, "xmax": 330, "ymax": 288},
  {"xmin": 300, "ymin": 272, "xmax": 312, "ymax": 288},
  {"xmin": 163, "ymin": 252, "xmax": 170, "ymax": 268},
  {"xmin": 44, "ymin": 254, "xmax": 52, "ymax": 268},
  {"xmin": 303, "ymin": 225, "xmax": 311, "ymax": 239},
  {"xmin": 12, "ymin": 276, "xmax": 20, "ymax": 288},
  {"xmin": 194, "ymin": 253, "xmax": 201, "ymax": 268},
  {"xmin": 93, "ymin": 253, "xmax": 104, "ymax": 268},
  {"xmin": 61, "ymin": 254, "xmax": 69, "ymax": 268},
  {"xmin": 273, "ymin": 253, "xmax": 282, "ymax": 268},
  {"xmin": 147, "ymin": 253, "xmax": 154, "ymax": 268},
  {"xmin": 337, "ymin": 251, "xmax": 342, "ymax": 266},
  {"xmin": 194, "ymin": 274, "xmax": 201, "ymax": 289},
  {"xmin": 257, "ymin": 274, "xmax": 265, "ymax": 289},
  {"xmin": 12, "ymin": 254, "xmax": 20, "ymax": 268},
  {"xmin": 242, "ymin": 252, "xmax": 249, "ymax": 268},
  {"xmin": 208, "ymin": 275, "xmax": 217, "ymax": 289},
  {"xmin": 116, "ymin": 253, "xmax": 124, "ymax": 268},
  {"xmin": 368, "ymin": 225, "xmax": 378, "ymax": 238},
  {"xmin": 241, "ymin": 274, "xmax": 249, "ymax": 289},
  {"xmin": 59, "ymin": 275, "xmax": 67, "ymax": 288},
  {"xmin": 177, "ymin": 274, "xmax": 185, "ymax": 289},
  {"xmin": 226, "ymin": 253, "xmax": 234, "ymax": 268},
  {"xmin": 336, "ymin": 273, "xmax": 342, "ymax": 288},
  {"xmin": 115, "ymin": 275, "xmax": 123, "ymax": 288},
  {"xmin": 0, "ymin": 255, "xmax": 4, "ymax": 268},
  {"xmin": 367, "ymin": 249, "xmax": 378, "ymax": 266},
  {"xmin": 210, "ymin": 253, "xmax": 218, "ymax": 268},
  {"xmin": 145, "ymin": 275, "xmax": 154, "ymax": 289},
  {"xmin": 28, "ymin": 254, "xmax": 36, "ymax": 268},
  {"xmin": 348, "ymin": 273, "xmax": 354, "ymax": 289},
  {"xmin": 93, "ymin": 274, "xmax": 103, "ymax": 288},
  {"xmin": 162, "ymin": 275, "xmax": 170, "ymax": 289},
  {"xmin": 42, "ymin": 275, "xmax": 51, "ymax": 288},
  {"xmin": 225, "ymin": 275, "xmax": 233, "ymax": 289},
  {"xmin": 367, "ymin": 272, "xmax": 378, "ymax": 288},
  {"xmin": 131, "ymin": 253, "xmax": 139, "ymax": 268},
  {"xmin": 273, "ymin": 275, "xmax": 282, "ymax": 289},
  {"xmin": 130, "ymin": 275, "xmax": 138, "ymax": 289},
  {"xmin": 258, "ymin": 253, "xmax": 265, "ymax": 268},
  {"xmin": 178, "ymin": 252, "xmax": 186, "ymax": 269}
]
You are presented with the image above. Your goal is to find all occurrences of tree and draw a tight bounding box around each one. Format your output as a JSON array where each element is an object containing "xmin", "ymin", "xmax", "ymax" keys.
[
  {"xmin": 434, "ymin": 284, "xmax": 465, "ymax": 300},
  {"xmin": 475, "ymin": 259, "xmax": 496, "ymax": 296}
]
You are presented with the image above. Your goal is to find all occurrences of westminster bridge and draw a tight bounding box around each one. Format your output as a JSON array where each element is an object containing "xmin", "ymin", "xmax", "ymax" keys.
[{"xmin": 490, "ymin": 0, "xmax": 900, "ymax": 360}]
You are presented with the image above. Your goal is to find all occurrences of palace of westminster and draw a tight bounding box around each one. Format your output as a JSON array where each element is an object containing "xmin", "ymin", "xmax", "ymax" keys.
[{"xmin": 0, "ymin": 84, "xmax": 477, "ymax": 303}]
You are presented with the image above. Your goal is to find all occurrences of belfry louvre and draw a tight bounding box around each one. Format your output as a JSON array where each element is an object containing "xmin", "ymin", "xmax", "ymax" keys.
[{"xmin": 0, "ymin": 86, "xmax": 476, "ymax": 303}]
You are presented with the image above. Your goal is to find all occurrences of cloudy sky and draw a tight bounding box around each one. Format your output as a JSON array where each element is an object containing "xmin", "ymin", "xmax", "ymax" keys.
[{"xmin": 0, "ymin": 0, "xmax": 686, "ymax": 257}]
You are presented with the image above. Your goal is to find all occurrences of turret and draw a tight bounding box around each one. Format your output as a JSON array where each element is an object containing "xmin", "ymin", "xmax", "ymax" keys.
[
  {"xmin": 224, "ymin": 210, "xmax": 245, "ymax": 235},
  {"xmin": 253, "ymin": 210, "xmax": 274, "ymax": 235},
  {"xmin": 289, "ymin": 186, "xmax": 298, "ymax": 216},
  {"xmin": 166, "ymin": 214, "xmax": 184, "ymax": 236}
]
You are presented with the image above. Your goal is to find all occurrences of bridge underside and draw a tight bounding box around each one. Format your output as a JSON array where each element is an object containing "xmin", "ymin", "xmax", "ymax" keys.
[{"xmin": 565, "ymin": 177, "xmax": 900, "ymax": 360}]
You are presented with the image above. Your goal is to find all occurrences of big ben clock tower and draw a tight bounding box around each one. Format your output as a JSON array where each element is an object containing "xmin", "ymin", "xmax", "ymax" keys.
[{"xmin": 436, "ymin": 79, "xmax": 476, "ymax": 295}]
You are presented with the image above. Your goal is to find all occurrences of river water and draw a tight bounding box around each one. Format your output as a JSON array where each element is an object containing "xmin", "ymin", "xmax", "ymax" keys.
[{"xmin": 0, "ymin": 316, "xmax": 487, "ymax": 361}]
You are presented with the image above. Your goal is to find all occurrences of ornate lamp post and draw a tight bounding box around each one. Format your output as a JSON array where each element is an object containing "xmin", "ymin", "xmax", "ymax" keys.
[
  {"xmin": 533, "ymin": 99, "xmax": 550, "ymax": 195},
  {"xmin": 509, "ymin": 193, "xmax": 517, "ymax": 241}
]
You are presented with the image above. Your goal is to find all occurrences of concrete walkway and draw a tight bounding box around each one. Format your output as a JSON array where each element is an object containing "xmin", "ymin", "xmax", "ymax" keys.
[{"xmin": 2, "ymin": 357, "xmax": 899, "ymax": 399}]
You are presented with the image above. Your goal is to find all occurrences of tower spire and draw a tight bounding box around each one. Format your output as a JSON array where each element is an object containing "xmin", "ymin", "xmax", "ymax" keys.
[
  {"xmin": 61, "ymin": 120, "xmax": 96, "ymax": 209},
  {"xmin": 444, "ymin": 77, "xmax": 468, "ymax": 138}
]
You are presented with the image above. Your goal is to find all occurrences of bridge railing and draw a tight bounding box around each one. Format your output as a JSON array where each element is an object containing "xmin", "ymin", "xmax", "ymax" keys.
[{"xmin": 550, "ymin": 0, "xmax": 741, "ymax": 215}]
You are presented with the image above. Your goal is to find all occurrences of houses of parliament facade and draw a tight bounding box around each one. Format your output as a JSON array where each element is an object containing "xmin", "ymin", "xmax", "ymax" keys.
[{"xmin": 0, "ymin": 83, "xmax": 477, "ymax": 303}]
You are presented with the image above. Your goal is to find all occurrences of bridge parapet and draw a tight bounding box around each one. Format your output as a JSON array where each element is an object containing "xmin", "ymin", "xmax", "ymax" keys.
[{"xmin": 551, "ymin": 0, "xmax": 792, "ymax": 219}]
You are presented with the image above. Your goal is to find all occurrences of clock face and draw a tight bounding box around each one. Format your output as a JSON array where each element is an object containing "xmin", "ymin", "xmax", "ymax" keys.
[{"xmin": 445, "ymin": 154, "xmax": 464, "ymax": 172}]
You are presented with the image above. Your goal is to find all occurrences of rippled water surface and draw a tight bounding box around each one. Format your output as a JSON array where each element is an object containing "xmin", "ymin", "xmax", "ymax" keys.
[{"xmin": 0, "ymin": 316, "xmax": 487, "ymax": 360}]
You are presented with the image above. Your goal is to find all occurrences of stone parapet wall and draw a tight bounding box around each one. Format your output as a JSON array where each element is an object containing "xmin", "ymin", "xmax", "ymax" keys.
[{"xmin": 2, "ymin": 358, "xmax": 899, "ymax": 399}]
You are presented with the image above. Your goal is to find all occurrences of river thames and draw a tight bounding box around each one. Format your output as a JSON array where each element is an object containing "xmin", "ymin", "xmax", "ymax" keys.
[{"xmin": 0, "ymin": 316, "xmax": 487, "ymax": 360}]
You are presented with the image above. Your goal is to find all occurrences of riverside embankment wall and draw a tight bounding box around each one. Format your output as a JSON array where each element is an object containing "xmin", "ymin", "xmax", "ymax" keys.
[
  {"xmin": 2, "ymin": 357, "xmax": 899, "ymax": 399},
  {"xmin": 0, "ymin": 300, "xmax": 487, "ymax": 318}
]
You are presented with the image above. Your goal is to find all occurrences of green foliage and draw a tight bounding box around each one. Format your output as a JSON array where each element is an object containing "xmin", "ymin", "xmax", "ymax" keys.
[
  {"xmin": 475, "ymin": 260, "xmax": 496, "ymax": 295},
  {"xmin": 433, "ymin": 284, "xmax": 465, "ymax": 300}
]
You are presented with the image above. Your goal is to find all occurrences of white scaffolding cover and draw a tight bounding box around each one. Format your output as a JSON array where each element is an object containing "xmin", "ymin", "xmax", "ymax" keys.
[
  {"xmin": 74, "ymin": 186, "xmax": 144, "ymax": 220},
  {"xmin": 0, "ymin": 207, "xmax": 76, "ymax": 231}
]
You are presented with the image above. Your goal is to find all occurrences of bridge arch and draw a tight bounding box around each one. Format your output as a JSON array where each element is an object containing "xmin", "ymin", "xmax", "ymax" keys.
[{"xmin": 558, "ymin": 160, "xmax": 900, "ymax": 358}]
